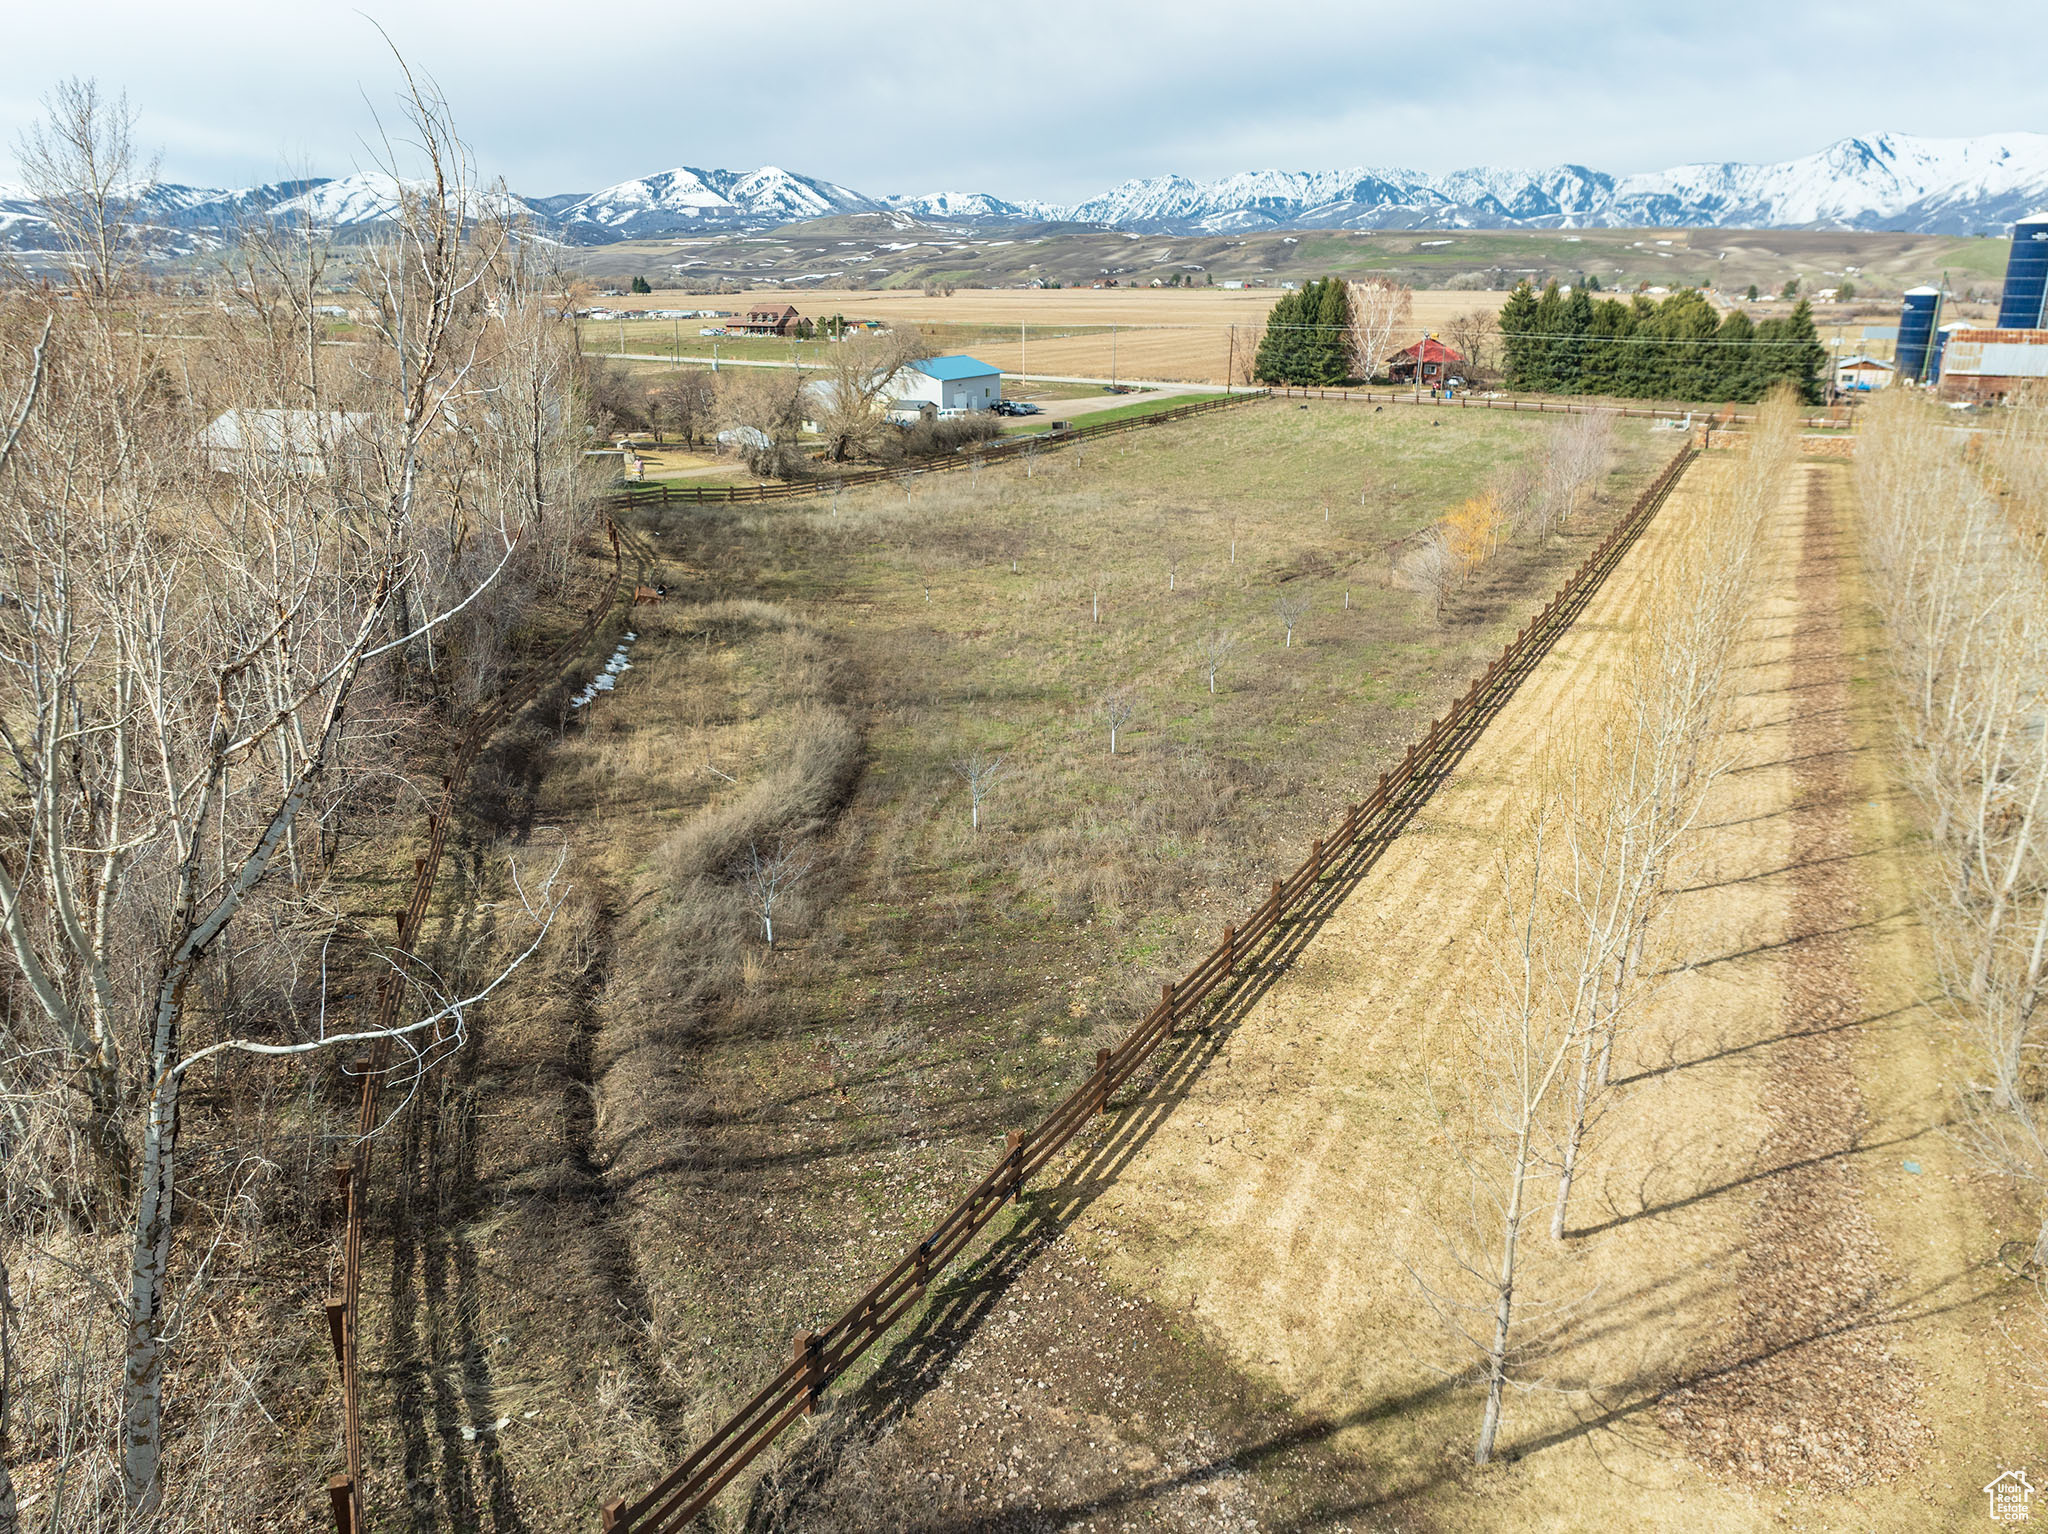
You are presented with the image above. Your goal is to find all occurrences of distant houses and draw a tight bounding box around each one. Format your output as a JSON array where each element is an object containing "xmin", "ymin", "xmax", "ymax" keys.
[{"xmin": 727, "ymin": 303, "xmax": 802, "ymax": 336}]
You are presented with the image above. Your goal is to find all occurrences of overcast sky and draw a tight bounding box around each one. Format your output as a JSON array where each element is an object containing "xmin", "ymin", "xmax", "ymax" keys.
[{"xmin": 1, "ymin": 2, "xmax": 2038, "ymax": 201}]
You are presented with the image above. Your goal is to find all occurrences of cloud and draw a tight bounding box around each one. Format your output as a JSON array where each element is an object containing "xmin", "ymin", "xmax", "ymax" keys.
[{"xmin": 0, "ymin": 0, "xmax": 2038, "ymax": 202}]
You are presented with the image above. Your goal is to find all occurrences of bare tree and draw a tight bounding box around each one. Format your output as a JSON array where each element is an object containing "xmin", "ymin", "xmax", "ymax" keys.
[
  {"xmin": 0, "ymin": 61, "xmax": 592, "ymax": 1517},
  {"xmin": 1411, "ymin": 809, "xmax": 1583, "ymax": 1465},
  {"xmin": 953, "ymin": 752, "xmax": 1007, "ymax": 830},
  {"xmin": 1099, "ymin": 692, "xmax": 1137, "ymax": 755},
  {"xmin": 1400, "ymin": 529, "xmax": 1461, "ymax": 622},
  {"xmin": 1859, "ymin": 390, "xmax": 2048, "ymax": 1266},
  {"xmin": 1195, "ymin": 630, "xmax": 1240, "ymax": 694},
  {"xmin": 650, "ymin": 369, "xmax": 718, "ymax": 448},
  {"xmin": 1445, "ymin": 309, "xmax": 1499, "ymax": 385},
  {"xmin": 1163, "ymin": 535, "xmax": 1186, "ymax": 592},
  {"xmin": 814, "ymin": 329, "xmax": 929, "ymax": 463},
  {"xmin": 735, "ymin": 842, "xmax": 814, "ymax": 949},
  {"xmin": 1274, "ymin": 593, "xmax": 1309, "ymax": 647},
  {"xmin": 1346, "ymin": 278, "xmax": 1414, "ymax": 383}
]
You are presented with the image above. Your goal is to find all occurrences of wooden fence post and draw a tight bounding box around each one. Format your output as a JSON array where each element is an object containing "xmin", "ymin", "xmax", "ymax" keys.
[
  {"xmin": 1160, "ymin": 980, "xmax": 1177, "ymax": 1035},
  {"xmin": 1096, "ymin": 1048, "xmax": 1114, "ymax": 1112},
  {"xmin": 326, "ymin": 1474, "xmax": 356, "ymax": 1534},
  {"xmin": 1311, "ymin": 838, "xmax": 1324, "ymax": 880},
  {"xmin": 1270, "ymin": 878, "xmax": 1284, "ymax": 918},
  {"xmin": 794, "ymin": 1330, "xmax": 823, "ymax": 1414},
  {"xmin": 1005, "ymin": 1130, "xmax": 1026, "ymax": 1199},
  {"xmin": 913, "ymin": 1238, "xmax": 932, "ymax": 1295},
  {"xmin": 324, "ymin": 1293, "xmax": 347, "ymax": 1364},
  {"xmin": 601, "ymin": 1498, "xmax": 632, "ymax": 1533}
]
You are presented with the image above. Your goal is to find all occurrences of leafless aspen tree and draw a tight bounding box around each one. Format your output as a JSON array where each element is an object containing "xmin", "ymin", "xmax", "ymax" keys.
[
  {"xmin": 0, "ymin": 62, "xmax": 589, "ymax": 1519},
  {"xmin": 735, "ymin": 842, "xmax": 814, "ymax": 950},
  {"xmin": 1196, "ymin": 630, "xmax": 1240, "ymax": 694},
  {"xmin": 1400, "ymin": 528, "xmax": 1461, "ymax": 622},
  {"xmin": 1346, "ymin": 278, "xmax": 1413, "ymax": 383},
  {"xmin": 1099, "ymin": 692, "xmax": 1137, "ymax": 755},
  {"xmin": 953, "ymin": 752, "xmax": 1007, "ymax": 831},
  {"xmin": 1411, "ymin": 807, "xmax": 1585, "ymax": 1464},
  {"xmin": 1858, "ymin": 390, "xmax": 2048, "ymax": 1265},
  {"xmin": 1274, "ymin": 593, "xmax": 1309, "ymax": 647}
]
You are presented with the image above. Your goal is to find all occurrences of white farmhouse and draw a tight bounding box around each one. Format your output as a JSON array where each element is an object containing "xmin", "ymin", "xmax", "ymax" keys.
[{"xmin": 891, "ymin": 354, "xmax": 1002, "ymax": 412}]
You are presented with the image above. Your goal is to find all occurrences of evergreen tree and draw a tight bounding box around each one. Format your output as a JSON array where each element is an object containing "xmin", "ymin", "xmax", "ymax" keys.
[
  {"xmin": 1497, "ymin": 281, "xmax": 1540, "ymax": 390},
  {"xmin": 1254, "ymin": 289, "xmax": 1302, "ymax": 382},
  {"xmin": 1581, "ymin": 297, "xmax": 1634, "ymax": 396},
  {"xmin": 1306, "ymin": 276, "xmax": 1353, "ymax": 384},
  {"xmin": 1558, "ymin": 285, "xmax": 1595, "ymax": 395},
  {"xmin": 630, "ymin": 274, "xmax": 653, "ymax": 294},
  {"xmin": 1585, "ymin": 273, "xmax": 1602, "ymax": 292},
  {"xmin": 1771, "ymin": 299, "xmax": 1827, "ymax": 402},
  {"xmin": 1530, "ymin": 281, "xmax": 1566, "ymax": 392},
  {"xmin": 1711, "ymin": 309, "xmax": 1757, "ymax": 400}
]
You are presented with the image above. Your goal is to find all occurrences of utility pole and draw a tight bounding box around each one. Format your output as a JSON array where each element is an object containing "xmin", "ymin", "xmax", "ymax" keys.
[
  {"xmin": 1111, "ymin": 322, "xmax": 1118, "ymax": 389},
  {"xmin": 1227, "ymin": 323, "xmax": 1235, "ymax": 393},
  {"xmin": 672, "ymin": 316, "xmax": 680, "ymax": 367},
  {"xmin": 1020, "ymin": 320, "xmax": 1027, "ymax": 380}
]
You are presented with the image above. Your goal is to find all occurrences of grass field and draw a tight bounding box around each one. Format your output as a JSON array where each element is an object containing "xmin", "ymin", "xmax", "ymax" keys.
[
  {"xmin": 363, "ymin": 400, "xmax": 1680, "ymax": 1529},
  {"xmin": 754, "ymin": 455, "xmax": 2038, "ymax": 1533}
]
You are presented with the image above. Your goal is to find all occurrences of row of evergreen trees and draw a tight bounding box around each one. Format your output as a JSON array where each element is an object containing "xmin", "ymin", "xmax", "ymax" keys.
[
  {"xmin": 1498, "ymin": 281, "xmax": 1826, "ymax": 403},
  {"xmin": 1253, "ymin": 277, "xmax": 1351, "ymax": 385}
]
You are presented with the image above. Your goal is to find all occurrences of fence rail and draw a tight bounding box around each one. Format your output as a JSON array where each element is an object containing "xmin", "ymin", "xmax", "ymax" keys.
[
  {"xmin": 1266, "ymin": 384, "xmax": 1844, "ymax": 431},
  {"xmin": 323, "ymin": 532, "xmax": 630, "ymax": 1534},
  {"xmin": 608, "ymin": 391, "xmax": 1269, "ymax": 507},
  {"xmin": 598, "ymin": 441, "xmax": 1700, "ymax": 1532}
]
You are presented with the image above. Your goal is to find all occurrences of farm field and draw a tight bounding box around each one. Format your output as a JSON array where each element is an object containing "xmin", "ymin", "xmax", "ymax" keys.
[
  {"xmin": 757, "ymin": 454, "xmax": 2031, "ymax": 1531},
  {"xmin": 355, "ymin": 400, "xmax": 1681, "ymax": 1528},
  {"xmin": 567, "ymin": 221, "xmax": 2008, "ymax": 315}
]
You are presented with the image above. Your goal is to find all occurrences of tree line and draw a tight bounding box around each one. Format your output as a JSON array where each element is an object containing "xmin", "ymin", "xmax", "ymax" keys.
[
  {"xmin": 0, "ymin": 74, "xmax": 594, "ymax": 1529},
  {"xmin": 1497, "ymin": 281, "xmax": 1827, "ymax": 403}
]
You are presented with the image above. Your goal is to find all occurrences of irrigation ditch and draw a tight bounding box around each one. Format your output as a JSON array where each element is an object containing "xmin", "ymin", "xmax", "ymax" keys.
[
  {"xmin": 320, "ymin": 528, "xmax": 634, "ymax": 1534},
  {"xmin": 596, "ymin": 441, "xmax": 1701, "ymax": 1532}
]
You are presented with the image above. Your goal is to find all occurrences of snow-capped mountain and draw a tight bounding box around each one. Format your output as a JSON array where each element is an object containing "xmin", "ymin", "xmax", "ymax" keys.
[
  {"xmin": 556, "ymin": 165, "xmax": 877, "ymax": 239},
  {"xmin": 4, "ymin": 133, "xmax": 2047, "ymax": 254},
  {"xmin": 886, "ymin": 190, "xmax": 1038, "ymax": 222},
  {"xmin": 1028, "ymin": 134, "xmax": 2048, "ymax": 234}
]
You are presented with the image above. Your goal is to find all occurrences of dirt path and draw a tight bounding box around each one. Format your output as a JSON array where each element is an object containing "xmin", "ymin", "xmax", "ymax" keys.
[{"xmin": 1659, "ymin": 470, "xmax": 1926, "ymax": 1483}]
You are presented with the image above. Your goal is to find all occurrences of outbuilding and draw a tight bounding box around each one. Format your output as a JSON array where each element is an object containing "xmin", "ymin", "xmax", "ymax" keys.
[
  {"xmin": 892, "ymin": 354, "xmax": 1002, "ymax": 412},
  {"xmin": 1834, "ymin": 355, "xmax": 1895, "ymax": 392}
]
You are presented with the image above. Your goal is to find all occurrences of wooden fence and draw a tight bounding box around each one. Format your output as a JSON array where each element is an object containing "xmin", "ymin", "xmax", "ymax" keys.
[
  {"xmin": 1267, "ymin": 383, "xmax": 1845, "ymax": 431},
  {"xmin": 608, "ymin": 391, "xmax": 1269, "ymax": 508},
  {"xmin": 323, "ymin": 531, "xmax": 631, "ymax": 1534},
  {"xmin": 597, "ymin": 441, "xmax": 1700, "ymax": 1532}
]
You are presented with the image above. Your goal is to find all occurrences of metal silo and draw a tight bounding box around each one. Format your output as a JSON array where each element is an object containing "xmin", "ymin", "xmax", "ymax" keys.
[
  {"xmin": 1896, "ymin": 286, "xmax": 1942, "ymax": 383},
  {"xmin": 1930, "ymin": 319, "xmax": 1971, "ymax": 383},
  {"xmin": 1997, "ymin": 214, "xmax": 2048, "ymax": 330}
]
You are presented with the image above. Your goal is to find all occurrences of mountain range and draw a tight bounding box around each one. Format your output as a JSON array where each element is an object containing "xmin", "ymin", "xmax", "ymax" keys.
[{"xmin": 5, "ymin": 131, "xmax": 2046, "ymax": 252}]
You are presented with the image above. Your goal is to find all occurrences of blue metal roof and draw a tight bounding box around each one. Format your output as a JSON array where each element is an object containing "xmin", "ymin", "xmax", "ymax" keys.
[{"xmin": 909, "ymin": 354, "xmax": 999, "ymax": 381}]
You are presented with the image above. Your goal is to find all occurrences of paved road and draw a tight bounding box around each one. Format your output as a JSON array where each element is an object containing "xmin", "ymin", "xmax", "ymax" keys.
[{"xmin": 584, "ymin": 350, "xmax": 1228, "ymax": 399}]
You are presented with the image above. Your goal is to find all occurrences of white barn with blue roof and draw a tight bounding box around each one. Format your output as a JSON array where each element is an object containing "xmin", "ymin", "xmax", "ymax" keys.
[{"xmin": 892, "ymin": 354, "xmax": 1002, "ymax": 412}]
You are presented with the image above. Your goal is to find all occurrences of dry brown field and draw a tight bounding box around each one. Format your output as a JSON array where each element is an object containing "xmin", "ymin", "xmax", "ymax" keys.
[{"xmin": 602, "ymin": 286, "xmax": 1510, "ymax": 383}]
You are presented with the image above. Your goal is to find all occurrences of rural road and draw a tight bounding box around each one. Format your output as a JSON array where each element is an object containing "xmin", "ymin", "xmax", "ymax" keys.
[{"xmin": 583, "ymin": 349, "xmax": 1223, "ymax": 400}]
